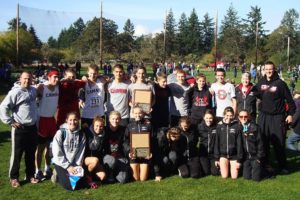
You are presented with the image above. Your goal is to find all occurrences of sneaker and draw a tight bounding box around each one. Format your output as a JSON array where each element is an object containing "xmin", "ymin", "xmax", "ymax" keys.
[
  {"xmin": 10, "ymin": 179, "xmax": 20, "ymax": 188},
  {"xmin": 51, "ymin": 169, "xmax": 57, "ymax": 184},
  {"xmin": 35, "ymin": 171, "xmax": 45, "ymax": 181},
  {"xmin": 44, "ymin": 168, "xmax": 53, "ymax": 179}
]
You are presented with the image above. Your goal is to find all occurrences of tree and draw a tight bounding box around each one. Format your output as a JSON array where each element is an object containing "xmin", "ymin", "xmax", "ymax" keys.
[
  {"xmin": 187, "ymin": 9, "xmax": 201, "ymax": 54},
  {"xmin": 177, "ymin": 13, "xmax": 189, "ymax": 57},
  {"xmin": 123, "ymin": 19, "xmax": 135, "ymax": 36},
  {"xmin": 47, "ymin": 36, "xmax": 58, "ymax": 48},
  {"xmin": 28, "ymin": 25, "xmax": 42, "ymax": 49},
  {"xmin": 219, "ymin": 4, "xmax": 244, "ymax": 62},
  {"xmin": 73, "ymin": 18, "xmax": 86, "ymax": 38},
  {"xmin": 8, "ymin": 18, "xmax": 27, "ymax": 31},
  {"xmin": 165, "ymin": 9, "xmax": 177, "ymax": 58},
  {"xmin": 200, "ymin": 13, "xmax": 214, "ymax": 53}
]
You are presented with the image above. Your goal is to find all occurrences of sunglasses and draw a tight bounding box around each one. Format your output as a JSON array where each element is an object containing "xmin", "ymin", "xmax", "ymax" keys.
[{"xmin": 239, "ymin": 115, "xmax": 248, "ymax": 119}]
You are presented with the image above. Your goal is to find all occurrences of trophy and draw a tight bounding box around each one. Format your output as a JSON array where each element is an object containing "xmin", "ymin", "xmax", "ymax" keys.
[
  {"xmin": 133, "ymin": 89, "xmax": 152, "ymax": 113},
  {"xmin": 130, "ymin": 132, "xmax": 150, "ymax": 158}
]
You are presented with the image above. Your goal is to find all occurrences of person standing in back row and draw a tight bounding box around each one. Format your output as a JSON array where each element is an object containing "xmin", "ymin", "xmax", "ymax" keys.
[
  {"xmin": 256, "ymin": 61, "xmax": 296, "ymax": 174},
  {"xmin": 0, "ymin": 71, "xmax": 40, "ymax": 188}
]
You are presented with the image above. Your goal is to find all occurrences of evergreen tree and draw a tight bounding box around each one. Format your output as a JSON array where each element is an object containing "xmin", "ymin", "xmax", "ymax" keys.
[
  {"xmin": 187, "ymin": 8, "xmax": 201, "ymax": 54},
  {"xmin": 8, "ymin": 18, "xmax": 27, "ymax": 31},
  {"xmin": 123, "ymin": 19, "xmax": 135, "ymax": 36},
  {"xmin": 165, "ymin": 9, "xmax": 177, "ymax": 58},
  {"xmin": 219, "ymin": 4, "xmax": 244, "ymax": 62},
  {"xmin": 47, "ymin": 36, "xmax": 58, "ymax": 48},
  {"xmin": 200, "ymin": 13, "xmax": 214, "ymax": 53},
  {"xmin": 177, "ymin": 13, "xmax": 189, "ymax": 56},
  {"xmin": 28, "ymin": 25, "xmax": 42, "ymax": 49}
]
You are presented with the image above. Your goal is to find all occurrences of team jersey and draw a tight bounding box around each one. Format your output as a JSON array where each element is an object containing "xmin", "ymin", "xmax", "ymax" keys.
[
  {"xmin": 169, "ymin": 82, "xmax": 191, "ymax": 116},
  {"xmin": 106, "ymin": 80, "xmax": 130, "ymax": 119},
  {"xmin": 38, "ymin": 85, "xmax": 59, "ymax": 117},
  {"xmin": 210, "ymin": 82, "xmax": 236, "ymax": 117},
  {"xmin": 82, "ymin": 79, "xmax": 105, "ymax": 118}
]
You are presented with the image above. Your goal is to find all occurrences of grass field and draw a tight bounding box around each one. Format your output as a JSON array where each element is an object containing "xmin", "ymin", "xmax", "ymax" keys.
[{"xmin": 0, "ymin": 69, "xmax": 300, "ymax": 200}]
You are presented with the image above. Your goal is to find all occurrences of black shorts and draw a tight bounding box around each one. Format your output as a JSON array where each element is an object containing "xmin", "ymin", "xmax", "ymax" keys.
[
  {"xmin": 37, "ymin": 134, "xmax": 53, "ymax": 145},
  {"xmin": 130, "ymin": 158, "xmax": 150, "ymax": 164}
]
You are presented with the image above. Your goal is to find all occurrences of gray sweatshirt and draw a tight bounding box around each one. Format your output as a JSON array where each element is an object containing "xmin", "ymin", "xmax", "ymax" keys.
[
  {"xmin": 0, "ymin": 82, "xmax": 37, "ymax": 125},
  {"xmin": 52, "ymin": 123, "xmax": 86, "ymax": 169}
]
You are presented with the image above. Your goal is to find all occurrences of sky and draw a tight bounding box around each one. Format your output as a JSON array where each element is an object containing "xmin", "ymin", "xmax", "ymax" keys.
[{"xmin": 0, "ymin": 0, "xmax": 299, "ymax": 42}]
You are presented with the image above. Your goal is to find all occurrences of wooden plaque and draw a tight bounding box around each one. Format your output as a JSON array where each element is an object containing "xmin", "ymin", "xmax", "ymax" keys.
[
  {"xmin": 134, "ymin": 89, "xmax": 152, "ymax": 113},
  {"xmin": 130, "ymin": 132, "xmax": 150, "ymax": 158}
]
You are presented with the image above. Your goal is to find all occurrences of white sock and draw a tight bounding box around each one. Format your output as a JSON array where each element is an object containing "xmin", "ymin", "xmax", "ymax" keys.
[{"xmin": 36, "ymin": 169, "xmax": 41, "ymax": 174}]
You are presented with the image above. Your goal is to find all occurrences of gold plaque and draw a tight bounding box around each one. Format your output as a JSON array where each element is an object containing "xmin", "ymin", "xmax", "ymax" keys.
[
  {"xmin": 134, "ymin": 89, "xmax": 152, "ymax": 113},
  {"xmin": 130, "ymin": 132, "xmax": 150, "ymax": 158}
]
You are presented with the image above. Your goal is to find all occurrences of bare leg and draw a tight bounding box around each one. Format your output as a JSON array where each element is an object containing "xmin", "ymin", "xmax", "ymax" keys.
[
  {"xmin": 35, "ymin": 144, "xmax": 46, "ymax": 171},
  {"xmin": 219, "ymin": 157, "xmax": 229, "ymax": 178},
  {"xmin": 139, "ymin": 163, "xmax": 149, "ymax": 181},
  {"xmin": 130, "ymin": 163, "xmax": 140, "ymax": 181},
  {"xmin": 230, "ymin": 160, "xmax": 240, "ymax": 179}
]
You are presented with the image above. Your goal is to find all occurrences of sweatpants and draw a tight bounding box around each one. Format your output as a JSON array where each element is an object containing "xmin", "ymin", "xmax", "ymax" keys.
[
  {"xmin": 257, "ymin": 112, "xmax": 287, "ymax": 169},
  {"xmin": 243, "ymin": 159, "xmax": 262, "ymax": 181},
  {"xmin": 55, "ymin": 165, "xmax": 86, "ymax": 191},
  {"xmin": 178, "ymin": 157, "xmax": 201, "ymax": 178},
  {"xmin": 199, "ymin": 156, "xmax": 219, "ymax": 176},
  {"xmin": 9, "ymin": 125, "xmax": 37, "ymax": 179},
  {"xmin": 103, "ymin": 155, "xmax": 130, "ymax": 183}
]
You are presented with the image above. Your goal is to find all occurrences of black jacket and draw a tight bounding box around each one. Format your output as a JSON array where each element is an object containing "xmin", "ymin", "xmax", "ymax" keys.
[
  {"xmin": 241, "ymin": 122, "xmax": 265, "ymax": 160},
  {"xmin": 235, "ymin": 83, "xmax": 257, "ymax": 120},
  {"xmin": 84, "ymin": 126, "xmax": 106, "ymax": 158},
  {"xmin": 256, "ymin": 72, "xmax": 296, "ymax": 116},
  {"xmin": 189, "ymin": 85, "xmax": 212, "ymax": 120},
  {"xmin": 197, "ymin": 121, "xmax": 217, "ymax": 157},
  {"xmin": 104, "ymin": 126, "xmax": 127, "ymax": 158},
  {"xmin": 180, "ymin": 127, "xmax": 199, "ymax": 160},
  {"xmin": 214, "ymin": 120, "xmax": 243, "ymax": 161},
  {"xmin": 124, "ymin": 119, "xmax": 155, "ymax": 156}
]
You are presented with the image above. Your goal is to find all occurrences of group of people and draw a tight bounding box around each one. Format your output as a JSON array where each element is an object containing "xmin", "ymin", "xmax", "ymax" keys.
[{"xmin": 0, "ymin": 60, "xmax": 298, "ymax": 191}]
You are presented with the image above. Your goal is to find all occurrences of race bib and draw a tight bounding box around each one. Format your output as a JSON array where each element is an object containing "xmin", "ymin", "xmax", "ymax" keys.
[{"xmin": 90, "ymin": 97, "xmax": 101, "ymax": 107}]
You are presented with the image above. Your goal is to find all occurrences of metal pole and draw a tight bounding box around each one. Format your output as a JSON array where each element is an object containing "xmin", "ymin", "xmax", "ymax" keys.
[
  {"xmin": 99, "ymin": 0, "xmax": 103, "ymax": 69},
  {"xmin": 16, "ymin": 3, "xmax": 19, "ymax": 68},
  {"xmin": 214, "ymin": 11, "xmax": 218, "ymax": 71},
  {"xmin": 287, "ymin": 36, "xmax": 290, "ymax": 68},
  {"xmin": 163, "ymin": 10, "xmax": 167, "ymax": 63},
  {"xmin": 255, "ymin": 22, "xmax": 258, "ymax": 68}
]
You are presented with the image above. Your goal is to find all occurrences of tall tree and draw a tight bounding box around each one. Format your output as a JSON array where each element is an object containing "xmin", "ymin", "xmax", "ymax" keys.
[
  {"xmin": 165, "ymin": 9, "xmax": 177, "ymax": 58},
  {"xmin": 28, "ymin": 25, "xmax": 42, "ymax": 49},
  {"xmin": 47, "ymin": 36, "xmax": 58, "ymax": 48},
  {"xmin": 8, "ymin": 18, "xmax": 27, "ymax": 31},
  {"xmin": 123, "ymin": 19, "xmax": 135, "ymax": 36},
  {"xmin": 219, "ymin": 4, "xmax": 244, "ymax": 62},
  {"xmin": 73, "ymin": 17, "xmax": 86, "ymax": 38},
  {"xmin": 187, "ymin": 8, "xmax": 201, "ymax": 54},
  {"xmin": 200, "ymin": 13, "xmax": 214, "ymax": 53},
  {"xmin": 177, "ymin": 13, "xmax": 189, "ymax": 56}
]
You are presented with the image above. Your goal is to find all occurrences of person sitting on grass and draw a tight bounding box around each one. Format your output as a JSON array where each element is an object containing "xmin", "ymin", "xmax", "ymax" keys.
[
  {"xmin": 214, "ymin": 107, "xmax": 243, "ymax": 179},
  {"xmin": 83, "ymin": 116, "xmax": 106, "ymax": 189},
  {"xmin": 51, "ymin": 112, "xmax": 86, "ymax": 191},
  {"xmin": 239, "ymin": 109, "xmax": 265, "ymax": 181},
  {"xmin": 124, "ymin": 107, "xmax": 155, "ymax": 182}
]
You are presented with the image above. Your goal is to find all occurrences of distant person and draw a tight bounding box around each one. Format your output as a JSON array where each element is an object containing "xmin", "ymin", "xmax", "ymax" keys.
[
  {"xmin": 0, "ymin": 72, "xmax": 39, "ymax": 188},
  {"xmin": 287, "ymin": 92, "xmax": 300, "ymax": 151},
  {"xmin": 75, "ymin": 60, "xmax": 81, "ymax": 77}
]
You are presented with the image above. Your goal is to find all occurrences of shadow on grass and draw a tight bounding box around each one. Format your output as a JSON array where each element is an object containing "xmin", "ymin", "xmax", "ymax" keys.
[{"xmin": 0, "ymin": 130, "xmax": 10, "ymax": 146}]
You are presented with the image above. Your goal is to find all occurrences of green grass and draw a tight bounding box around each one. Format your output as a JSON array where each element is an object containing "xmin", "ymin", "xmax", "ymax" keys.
[{"xmin": 0, "ymin": 70, "xmax": 300, "ymax": 199}]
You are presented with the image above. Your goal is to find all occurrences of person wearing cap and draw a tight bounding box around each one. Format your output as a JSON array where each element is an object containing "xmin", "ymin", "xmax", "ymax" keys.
[
  {"xmin": 34, "ymin": 69, "xmax": 60, "ymax": 181},
  {"xmin": 0, "ymin": 71, "xmax": 39, "ymax": 188}
]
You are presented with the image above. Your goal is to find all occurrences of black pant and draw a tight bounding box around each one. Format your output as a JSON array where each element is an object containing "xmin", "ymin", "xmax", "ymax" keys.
[
  {"xmin": 9, "ymin": 125, "xmax": 37, "ymax": 179},
  {"xmin": 243, "ymin": 159, "xmax": 262, "ymax": 181},
  {"xmin": 55, "ymin": 165, "xmax": 86, "ymax": 190},
  {"xmin": 258, "ymin": 113, "xmax": 287, "ymax": 169},
  {"xmin": 199, "ymin": 156, "xmax": 219, "ymax": 176},
  {"xmin": 178, "ymin": 157, "xmax": 201, "ymax": 178}
]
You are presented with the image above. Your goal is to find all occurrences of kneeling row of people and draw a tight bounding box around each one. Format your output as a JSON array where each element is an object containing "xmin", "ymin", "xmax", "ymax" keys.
[{"xmin": 51, "ymin": 106, "xmax": 264, "ymax": 190}]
